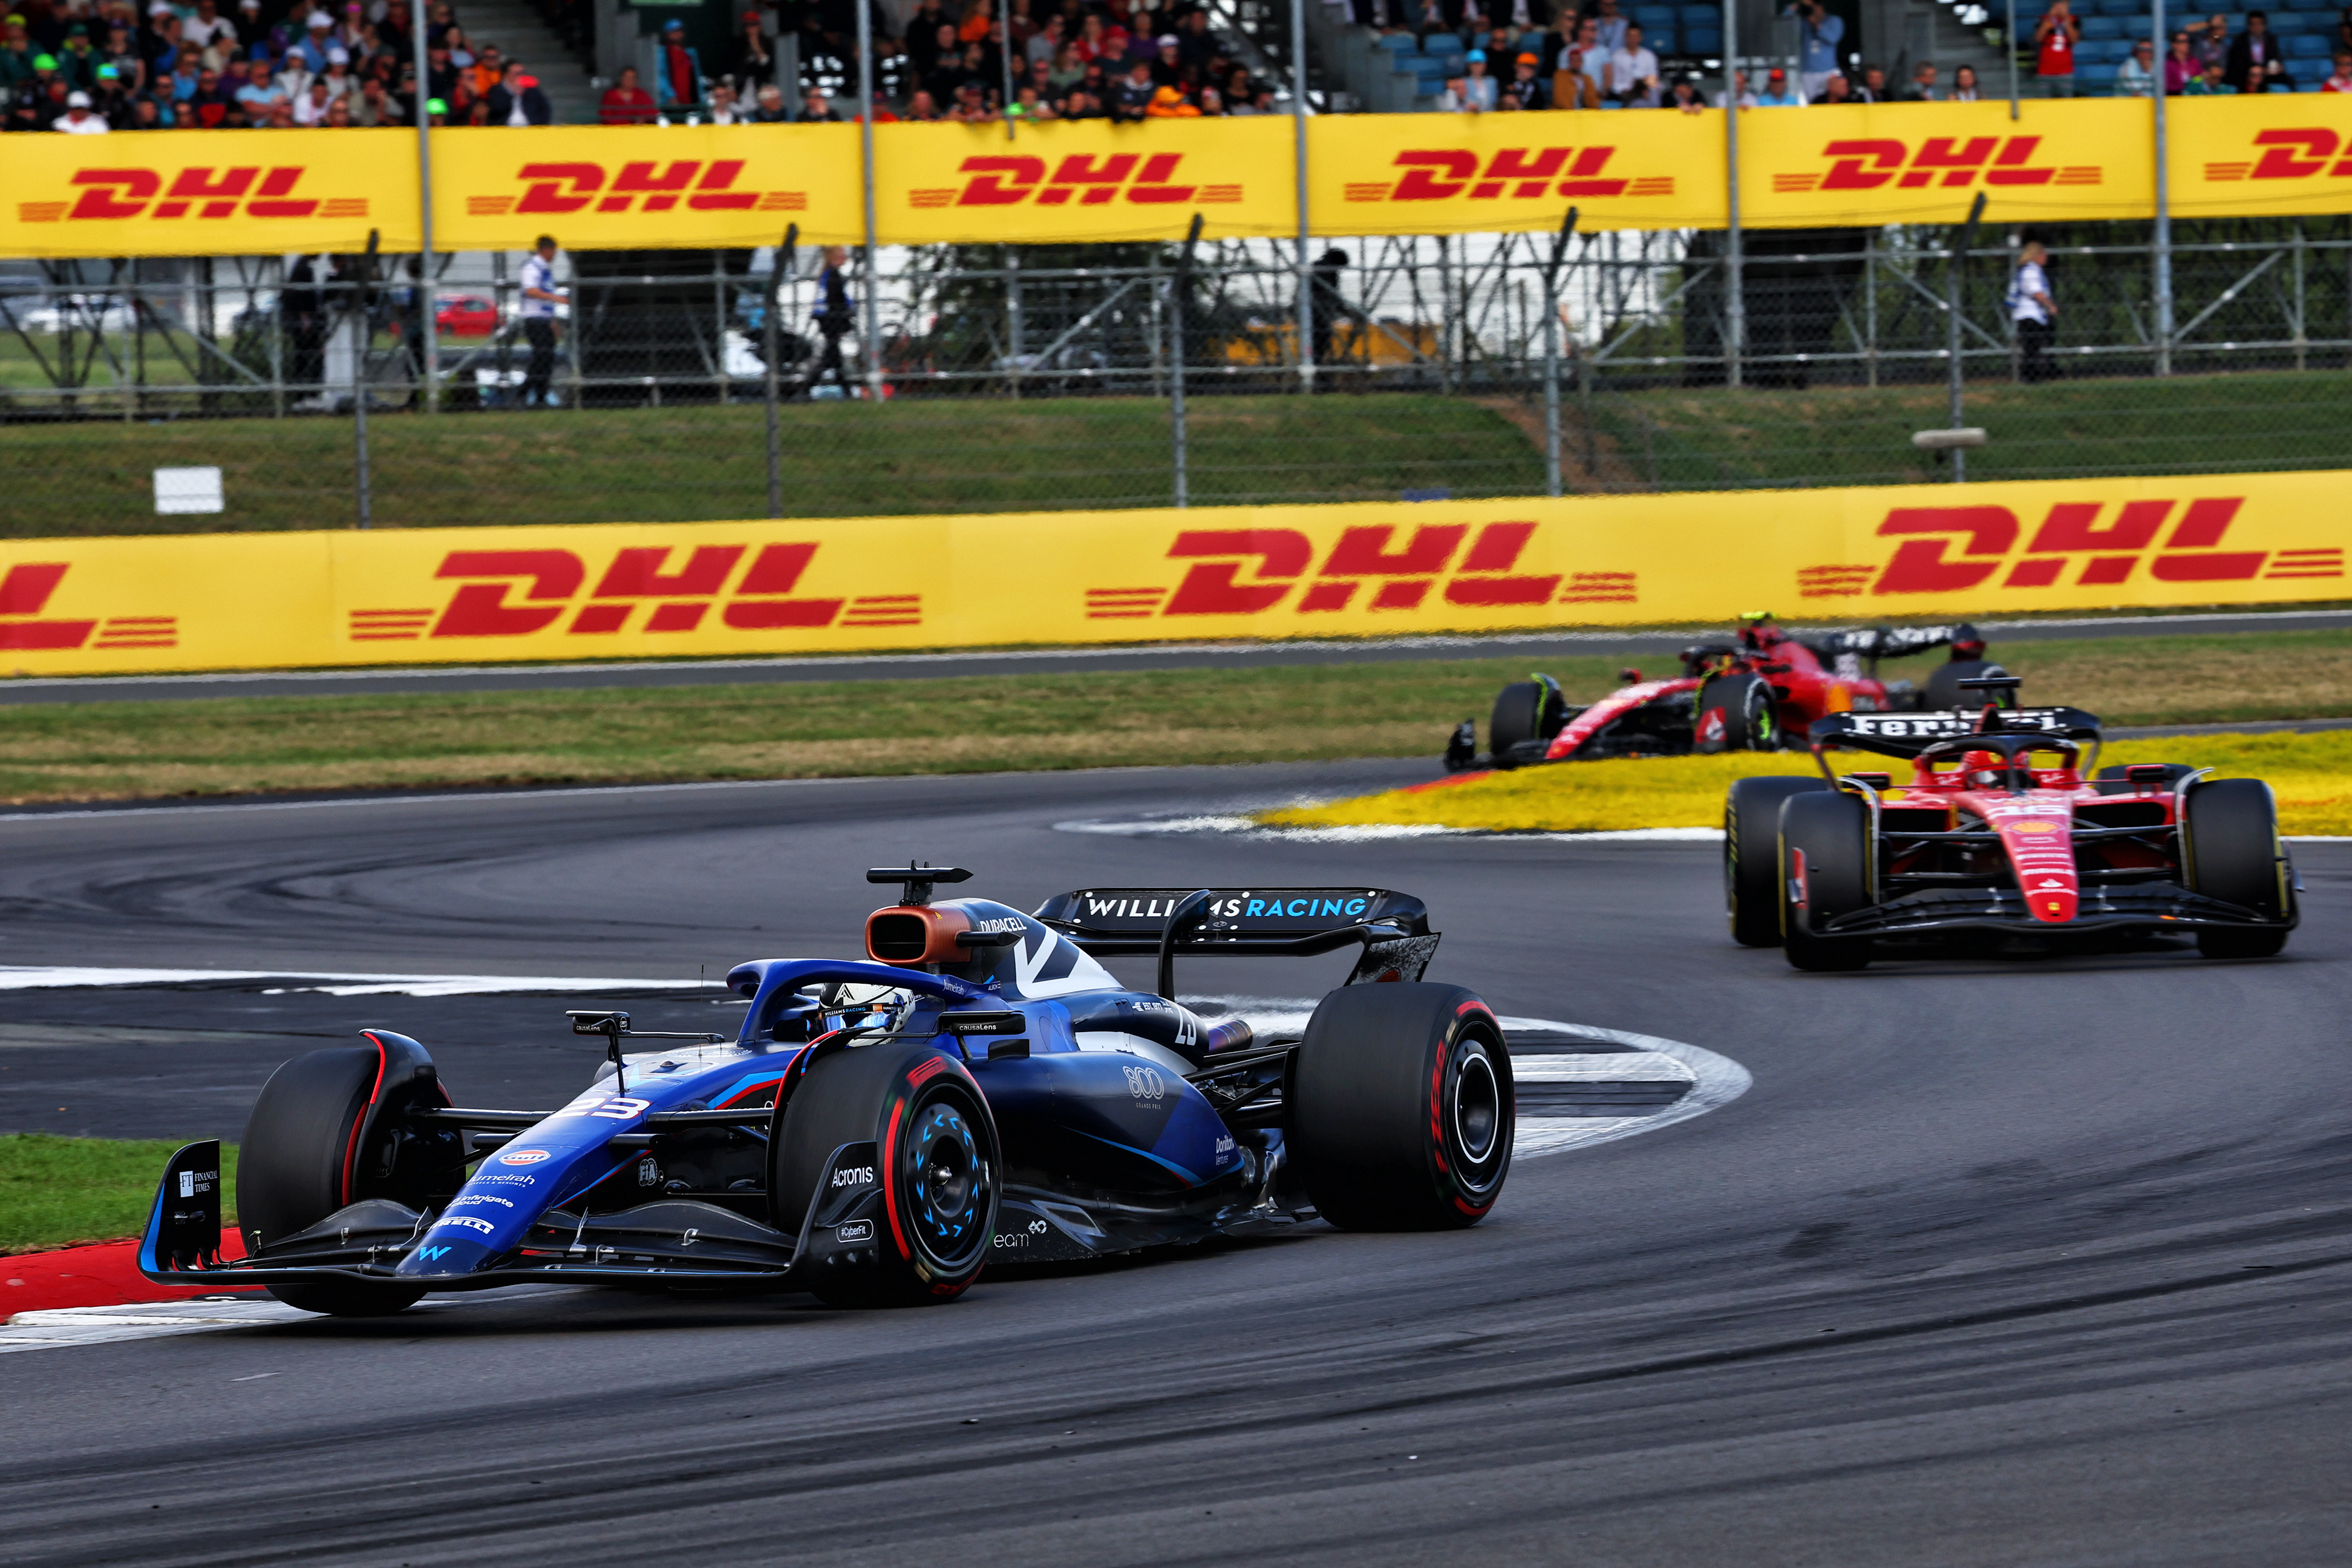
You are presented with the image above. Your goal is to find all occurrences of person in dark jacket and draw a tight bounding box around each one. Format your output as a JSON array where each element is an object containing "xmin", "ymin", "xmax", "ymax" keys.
[
  {"xmin": 811, "ymin": 246, "xmax": 857, "ymax": 395},
  {"xmin": 2224, "ymin": 9, "xmax": 2290, "ymax": 90},
  {"xmin": 486, "ymin": 59, "xmax": 553, "ymax": 122}
]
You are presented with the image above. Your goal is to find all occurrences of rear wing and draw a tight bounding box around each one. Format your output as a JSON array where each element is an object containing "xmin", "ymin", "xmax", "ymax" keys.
[
  {"xmin": 1033, "ymin": 887, "xmax": 1440, "ymax": 996},
  {"xmin": 1808, "ymin": 622, "xmax": 1980, "ymax": 661},
  {"xmin": 1809, "ymin": 705, "xmax": 2102, "ymax": 761}
]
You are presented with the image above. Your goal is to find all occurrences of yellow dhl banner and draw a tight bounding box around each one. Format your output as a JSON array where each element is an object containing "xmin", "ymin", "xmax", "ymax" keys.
[
  {"xmin": 3, "ymin": 471, "xmax": 2346, "ymax": 677},
  {"xmin": 7, "ymin": 102, "xmax": 2352, "ymax": 258}
]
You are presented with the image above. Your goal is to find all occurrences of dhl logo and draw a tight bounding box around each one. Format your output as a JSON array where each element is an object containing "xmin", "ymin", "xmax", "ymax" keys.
[
  {"xmin": 1796, "ymin": 497, "xmax": 2343, "ymax": 598},
  {"xmin": 911, "ymin": 154, "xmax": 1241, "ymax": 211},
  {"xmin": 466, "ymin": 160, "xmax": 806, "ymax": 218},
  {"xmin": 1774, "ymin": 136, "xmax": 2100, "ymax": 195},
  {"xmin": 0, "ymin": 563, "xmax": 177, "ymax": 650},
  {"xmin": 1085, "ymin": 521, "xmax": 1635, "ymax": 619},
  {"xmin": 2204, "ymin": 128, "xmax": 2352, "ymax": 183},
  {"xmin": 18, "ymin": 166, "xmax": 366, "ymax": 224},
  {"xmin": 349, "ymin": 544, "xmax": 913, "ymax": 641},
  {"xmin": 1342, "ymin": 148, "xmax": 1673, "ymax": 203}
]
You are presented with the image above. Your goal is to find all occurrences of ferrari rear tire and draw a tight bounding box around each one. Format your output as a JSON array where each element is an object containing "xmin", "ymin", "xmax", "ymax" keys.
[
  {"xmin": 1725, "ymin": 776, "xmax": 1832, "ymax": 946},
  {"xmin": 1696, "ymin": 673, "xmax": 1776, "ymax": 754},
  {"xmin": 1489, "ymin": 681, "xmax": 1545, "ymax": 760},
  {"xmin": 773, "ymin": 1040, "xmax": 999, "ymax": 1307},
  {"xmin": 1289, "ymin": 982, "xmax": 1513, "ymax": 1231},
  {"xmin": 2184, "ymin": 779, "xmax": 2292, "ymax": 959},
  {"xmin": 1924, "ymin": 658, "xmax": 2008, "ymax": 712},
  {"xmin": 1780, "ymin": 791, "xmax": 1875, "ymax": 972}
]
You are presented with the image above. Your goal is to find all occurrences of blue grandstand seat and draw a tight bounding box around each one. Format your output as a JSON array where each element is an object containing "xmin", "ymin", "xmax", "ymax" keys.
[
  {"xmin": 2283, "ymin": 0, "xmax": 2331, "ymax": 11},
  {"xmin": 1682, "ymin": 25, "xmax": 1722, "ymax": 51},
  {"xmin": 2077, "ymin": 60, "xmax": 2123, "ymax": 90},
  {"xmin": 1378, "ymin": 31, "xmax": 1418, "ymax": 50},
  {"xmin": 1633, "ymin": 5, "xmax": 1677, "ymax": 33},
  {"xmin": 2082, "ymin": 18, "xmax": 2123, "ymax": 39}
]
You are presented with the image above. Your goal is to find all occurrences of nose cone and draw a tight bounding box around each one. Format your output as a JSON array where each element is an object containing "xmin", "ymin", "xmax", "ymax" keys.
[
  {"xmin": 395, "ymin": 1229, "xmax": 497, "ymax": 1278},
  {"xmin": 1993, "ymin": 815, "xmax": 2079, "ymax": 924}
]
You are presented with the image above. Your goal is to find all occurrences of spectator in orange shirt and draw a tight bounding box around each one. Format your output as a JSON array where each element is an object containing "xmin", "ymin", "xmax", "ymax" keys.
[{"xmin": 958, "ymin": 0, "xmax": 992, "ymax": 43}]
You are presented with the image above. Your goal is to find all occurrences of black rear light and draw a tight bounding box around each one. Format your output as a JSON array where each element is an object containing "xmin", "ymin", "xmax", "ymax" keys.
[
  {"xmin": 1846, "ymin": 772, "xmax": 1893, "ymax": 790},
  {"xmin": 2126, "ymin": 764, "xmax": 2172, "ymax": 788}
]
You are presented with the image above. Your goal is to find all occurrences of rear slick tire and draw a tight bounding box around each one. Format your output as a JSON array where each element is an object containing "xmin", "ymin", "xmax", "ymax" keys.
[
  {"xmin": 1780, "ymin": 790, "xmax": 1875, "ymax": 972},
  {"xmin": 1725, "ymin": 776, "xmax": 1832, "ymax": 946},
  {"xmin": 1289, "ymin": 983, "xmax": 1514, "ymax": 1231},
  {"xmin": 1696, "ymin": 672, "xmax": 1776, "ymax": 754},
  {"xmin": 773, "ymin": 1040, "xmax": 999, "ymax": 1308}
]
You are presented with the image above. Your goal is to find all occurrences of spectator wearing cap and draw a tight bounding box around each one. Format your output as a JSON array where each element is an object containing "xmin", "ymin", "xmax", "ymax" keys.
[
  {"xmin": 0, "ymin": 15, "xmax": 36, "ymax": 94},
  {"xmin": 2115, "ymin": 38, "xmax": 2157, "ymax": 93},
  {"xmin": 292, "ymin": 10, "xmax": 333, "ymax": 72},
  {"xmin": 1508, "ymin": 50, "xmax": 1546, "ymax": 108},
  {"xmin": 725, "ymin": 9, "xmax": 771, "ymax": 89},
  {"xmin": 488, "ymin": 58, "xmax": 551, "ymax": 122},
  {"xmin": 55, "ymin": 21, "xmax": 96, "ymax": 89},
  {"xmin": 55, "ymin": 85, "xmax": 108, "ymax": 128},
  {"xmin": 1458, "ymin": 47, "xmax": 1496, "ymax": 107},
  {"xmin": 1149, "ymin": 31, "xmax": 1181, "ymax": 85},
  {"xmin": 2226, "ymin": 9, "xmax": 2288, "ymax": 90},
  {"xmin": 273, "ymin": 47, "xmax": 313, "ymax": 100},
  {"xmin": 1604, "ymin": 22, "xmax": 1658, "ymax": 103},
  {"xmin": 1756, "ymin": 64, "xmax": 1801, "ymax": 102},
  {"xmin": 600, "ymin": 62, "xmax": 654, "ymax": 122},
  {"xmin": 949, "ymin": 77, "xmax": 996, "ymax": 119},
  {"xmin": 232, "ymin": 0, "xmax": 266, "ymax": 50},
  {"xmin": 318, "ymin": 44, "xmax": 357, "ymax": 102},
  {"xmin": 1143, "ymin": 80, "xmax": 1195, "ymax": 114},
  {"xmin": 653, "ymin": 18, "xmax": 701, "ymax": 111}
]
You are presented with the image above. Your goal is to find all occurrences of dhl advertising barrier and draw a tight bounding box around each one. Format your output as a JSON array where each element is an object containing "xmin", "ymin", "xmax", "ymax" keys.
[
  {"xmin": 4, "ymin": 471, "xmax": 2344, "ymax": 677},
  {"xmin": 8, "ymin": 98, "xmax": 2352, "ymax": 259}
]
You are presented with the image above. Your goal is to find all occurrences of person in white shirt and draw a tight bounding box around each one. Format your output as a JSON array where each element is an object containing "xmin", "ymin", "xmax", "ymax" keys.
[
  {"xmin": 518, "ymin": 235, "xmax": 567, "ymax": 408},
  {"xmin": 318, "ymin": 44, "xmax": 358, "ymax": 103},
  {"xmin": 291, "ymin": 77, "xmax": 333, "ymax": 123},
  {"xmin": 275, "ymin": 55, "xmax": 315, "ymax": 101},
  {"xmin": 1457, "ymin": 48, "xmax": 1497, "ymax": 108},
  {"xmin": 1604, "ymin": 22, "xmax": 1658, "ymax": 102},
  {"xmin": 54, "ymin": 89, "xmax": 111, "ymax": 131},
  {"xmin": 2010, "ymin": 240, "xmax": 2057, "ymax": 382},
  {"xmin": 2115, "ymin": 39, "xmax": 2157, "ymax": 93},
  {"xmin": 1714, "ymin": 67, "xmax": 1757, "ymax": 106}
]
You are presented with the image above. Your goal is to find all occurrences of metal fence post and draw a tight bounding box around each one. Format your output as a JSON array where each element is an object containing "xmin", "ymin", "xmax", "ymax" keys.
[
  {"xmin": 1947, "ymin": 192, "xmax": 1987, "ymax": 484},
  {"xmin": 1540, "ymin": 207, "xmax": 1579, "ymax": 497},
  {"xmin": 414, "ymin": 22, "xmax": 439, "ymax": 414},
  {"xmin": 767, "ymin": 223, "xmax": 798, "ymax": 519},
  {"xmin": 1292, "ymin": 0, "xmax": 1313, "ymax": 395},
  {"xmin": 1723, "ymin": 0, "xmax": 1743, "ymax": 389},
  {"xmin": 354, "ymin": 229, "xmax": 379, "ymax": 528},
  {"xmin": 1171, "ymin": 214, "xmax": 1203, "ymax": 508},
  {"xmin": 2152, "ymin": 0, "xmax": 2172, "ymax": 376},
  {"xmin": 1006, "ymin": 246, "xmax": 1024, "ymax": 399},
  {"xmin": 857, "ymin": 0, "xmax": 883, "ymax": 402}
]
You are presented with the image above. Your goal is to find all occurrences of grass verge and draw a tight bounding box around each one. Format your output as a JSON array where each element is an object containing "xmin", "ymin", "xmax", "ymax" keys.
[
  {"xmin": 1, "ymin": 629, "xmax": 2347, "ymax": 806},
  {"xmin": 0, "ymin": 1135, "xmax": 235, "ymax": 1254},
  {"xmin": 1261, "ymin": 731, "xmax": 2352, "ymax": 838}
]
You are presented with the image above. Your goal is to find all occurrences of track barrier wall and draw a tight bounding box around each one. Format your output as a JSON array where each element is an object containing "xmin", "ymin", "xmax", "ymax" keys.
[
  {"xmin": 8, "ymin": 99, "xmax": 2352, "ymax": 260},
  {"xmin": 3, "ymin": 468, "xmax": 2345, "ymax": 677}
]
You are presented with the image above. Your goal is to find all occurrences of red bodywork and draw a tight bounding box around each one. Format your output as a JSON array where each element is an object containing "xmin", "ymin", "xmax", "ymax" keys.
[
  {"xmin": 435, "ymin": 294, "xmax": 500, "ymax": 336},
  {"xmin": 1851, "ymin": 748, "xmax": 2178, "ymax": 927}
]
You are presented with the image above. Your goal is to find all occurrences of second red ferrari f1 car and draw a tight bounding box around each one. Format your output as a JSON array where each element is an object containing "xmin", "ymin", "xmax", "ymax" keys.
[
  {"xmin": 1725, "ymin": 679, "xmax": 2298, "ymax": 970},
  {"xmin": 1445, "ymin": 615, "xmax": 2000, "ymax": 770}
]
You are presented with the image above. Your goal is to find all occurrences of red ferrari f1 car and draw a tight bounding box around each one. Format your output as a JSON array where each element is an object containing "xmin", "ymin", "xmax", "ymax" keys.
[
  {"xmin": 1725, "ymin": 678, "xmax": 2298, "ymax": 970},
  {"xmin": 1444, "ymin": 615, "xmax": 2000, "ymax": 770}
]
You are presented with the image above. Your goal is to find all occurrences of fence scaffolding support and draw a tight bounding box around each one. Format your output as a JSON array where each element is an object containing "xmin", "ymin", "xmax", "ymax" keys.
[
  {"xmin": 1171, "ymin": 213, "xmax": 1203, "ymax": 508},
  {"xmin": 1540, "ymin": 207, "xmax": 1579, "ymax": 498}
]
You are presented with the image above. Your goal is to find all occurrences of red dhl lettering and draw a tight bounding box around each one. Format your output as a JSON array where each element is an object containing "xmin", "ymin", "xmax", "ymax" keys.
[
  {"xmin": 949, "ymin": 151, "xmax": 1200, "ymax": 207},
  {"xmin": 1107, "ymin": 521, "xmax": 1569, "ymax": 618},
  {"xmin": 514, "ymin": 159, "xmax": 757, "ymax": 214},
  {"xmin": 0, "ymin": 561, "xmax": 179, "ymax": 650},
  {"xmin": 365, "ymin": 542, "xmax": 904, "ymax": 641},
  {"xmin": 1371, "ymin": 147, "xmax": 1643, "ymax": 202},
  {"xmin": 1800, "ymin": 136, "xmax": 2085, "ymax": 194},
  {"xmin": 36, "ymin": 165, "xmax": 349, "ymax": 222},
  {"xmin": 1803, "ymin": 498, "xmax": 2325, "ymax": 596}
]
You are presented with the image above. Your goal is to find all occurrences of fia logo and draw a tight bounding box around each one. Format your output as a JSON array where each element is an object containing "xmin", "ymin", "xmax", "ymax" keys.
[{"xmin": 1122, "ymin": 1063, "xmax": 1166, "ymax": 1102}]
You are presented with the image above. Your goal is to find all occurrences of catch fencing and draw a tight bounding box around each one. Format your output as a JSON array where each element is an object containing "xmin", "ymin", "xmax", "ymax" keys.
[{"xmin": 4, "ymin": 215, "xmax": 2350, "ymax": 535}]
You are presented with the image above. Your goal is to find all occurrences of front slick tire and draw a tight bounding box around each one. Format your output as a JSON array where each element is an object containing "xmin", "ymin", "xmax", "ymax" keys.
[
  {"xmin": 1781, "ymin": 789, "xmax": 1874, "ymax": 972},
  {"xmin": 1290, "ymin": 983, "xmax": 1513, "ymax": 1231},
  {"xmin": 774, "ymin": 1040, "xmax": 999, "ymax": 1308},
  {"xmin": 2185, "ymin": 777, "xmax": 2293, "ymax": 959}
]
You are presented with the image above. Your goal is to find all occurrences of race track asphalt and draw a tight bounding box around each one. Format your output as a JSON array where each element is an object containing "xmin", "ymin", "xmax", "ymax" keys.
[{"xmin": 2, "ymin": 760, "xmax": 2348, "ymax": 1566}]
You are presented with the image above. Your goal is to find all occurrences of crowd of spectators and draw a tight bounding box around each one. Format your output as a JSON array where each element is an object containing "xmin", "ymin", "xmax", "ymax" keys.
[
  {"xmin": 0, "ymin": 0, "xmax": 561, "ymax": 130},
  {"xmin": 601, "ymin": 0, "xmax": 1284, "ymax": 125}
]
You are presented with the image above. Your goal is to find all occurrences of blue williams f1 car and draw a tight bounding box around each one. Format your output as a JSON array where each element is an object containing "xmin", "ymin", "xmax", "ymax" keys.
[{"xmin": 140, "ymin": 867, "xmax": 1514, "ymax": 1316}]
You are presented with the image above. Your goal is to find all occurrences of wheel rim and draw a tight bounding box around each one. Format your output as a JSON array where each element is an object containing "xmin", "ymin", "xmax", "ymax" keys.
[
  {"xmin": 902, "ymin": 1097, "xmax": 989, "ymax": 1271},
  {"xmin": 1454, "ymin": 1050, "xmax": 1501, "ymax": 1163}
]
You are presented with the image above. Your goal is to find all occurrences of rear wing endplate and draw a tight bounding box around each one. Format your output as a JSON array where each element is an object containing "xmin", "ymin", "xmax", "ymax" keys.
[{"xmin": 1033, "ymin": 887, "xmax": 1440, "ymax": 994}]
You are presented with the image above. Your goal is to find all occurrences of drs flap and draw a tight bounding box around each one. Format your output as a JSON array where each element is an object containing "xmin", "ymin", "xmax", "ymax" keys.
[{"xmin": 1034, "ymin": 887, "xmax": 1431, "ymax": 947}]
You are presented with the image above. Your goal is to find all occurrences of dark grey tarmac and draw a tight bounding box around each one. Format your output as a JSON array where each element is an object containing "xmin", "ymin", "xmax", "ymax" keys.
[{"xmin": 0, "ymin": 758, "xmax": 2346, "ymax": 1566}]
